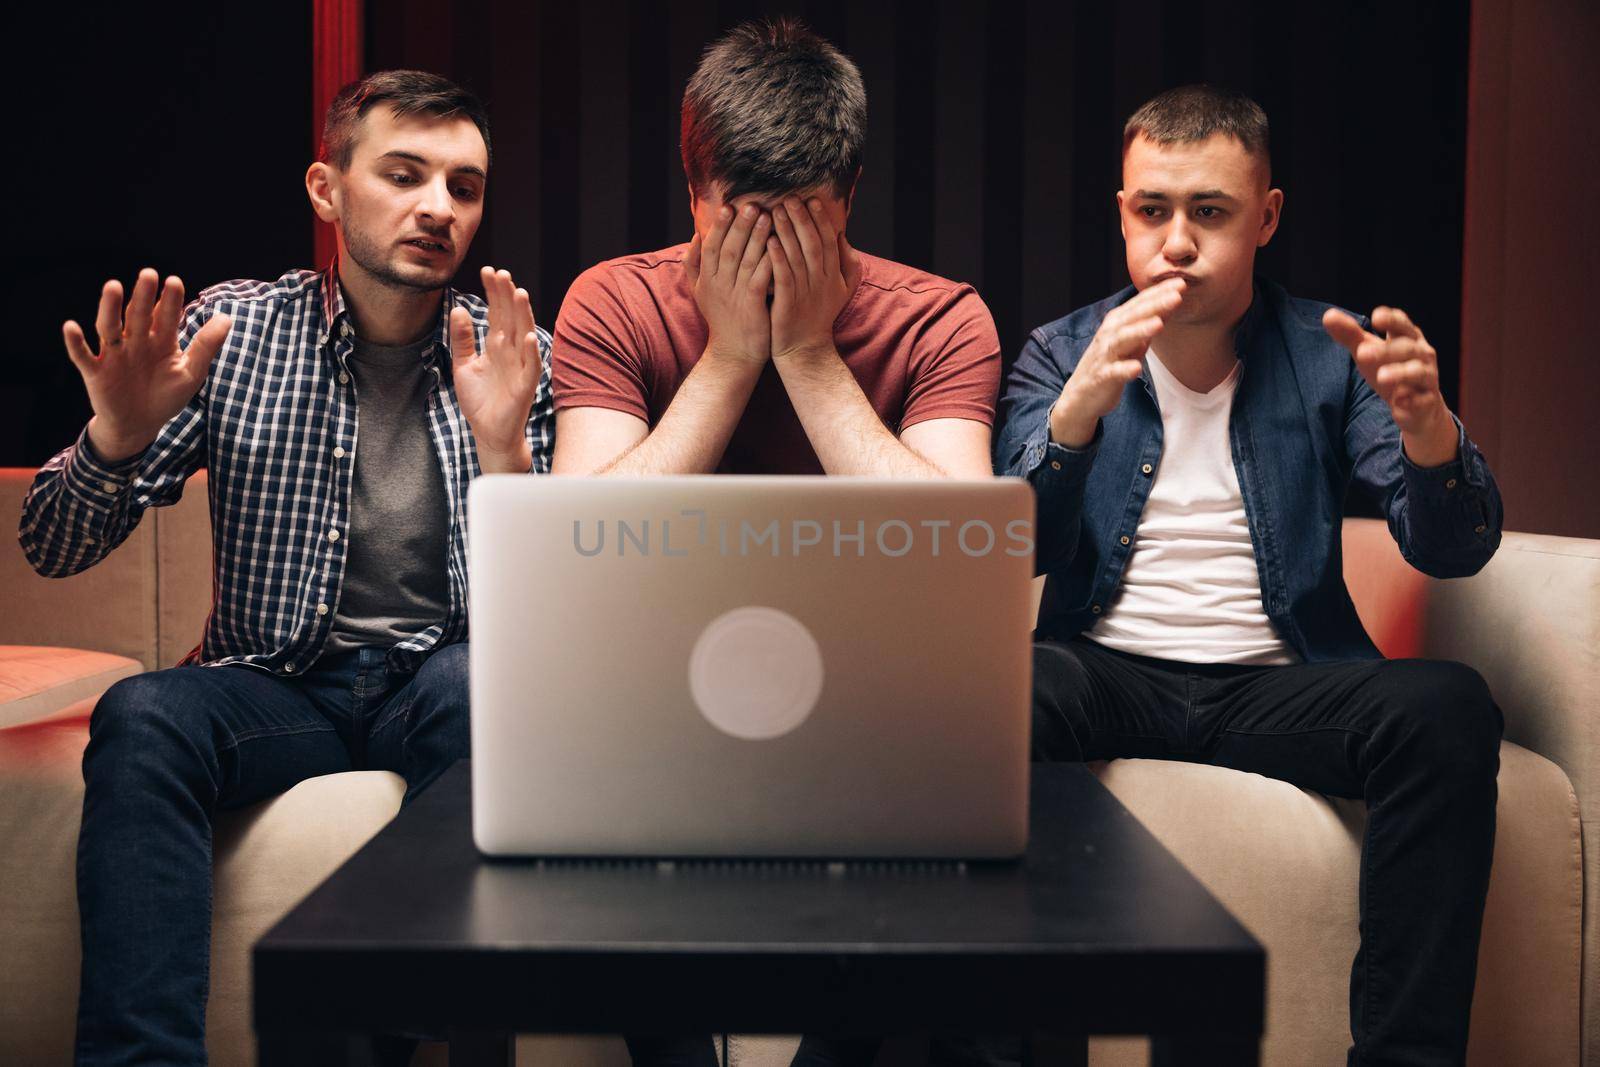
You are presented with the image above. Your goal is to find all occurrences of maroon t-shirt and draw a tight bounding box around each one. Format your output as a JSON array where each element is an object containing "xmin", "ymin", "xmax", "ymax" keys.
[{"xmin": 552, "ymin": 243, "xmax": 1000, "ymax": 474}]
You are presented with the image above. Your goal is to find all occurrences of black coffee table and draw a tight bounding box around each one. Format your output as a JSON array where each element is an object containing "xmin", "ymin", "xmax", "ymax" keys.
[{"xmin": 254, "ymin": 761, "xmax": 1263, "ymax": 1065}]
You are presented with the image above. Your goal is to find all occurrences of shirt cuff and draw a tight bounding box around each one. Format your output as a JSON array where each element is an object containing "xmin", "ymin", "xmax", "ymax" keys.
[
  {"xmin": 64, "ymin": 427, "xmax": 142, "ymax": 510},
  {"xmin": 1399, "ymin": 415, "xmax": 1494, "ymax": 523},
  {"xmin": 1023, "ymin": 418, "xmax": 1101, "ymax": 490}
]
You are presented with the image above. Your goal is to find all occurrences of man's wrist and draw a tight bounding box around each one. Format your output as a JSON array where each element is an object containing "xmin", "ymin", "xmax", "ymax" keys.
[
  {"xmin": 1048, "ymin": 398, "xmax": 1098, "ymax": 450},
  {"xmin": 1400, "ymin": 405, "xmax": 1459, "ymax": 469},
  {"xmin": 772, "ymin": 338, "xmax": 839, "ymax": 365},
  {"xmin": 86, "ymin": 415, "xmax": 158, "ymax": 465},
  {"xmin": 702, "ymin": 337, "xmax": 769, "ymax": 369},
  {"xmin": 476, "ymin": 437, "xmax": 534, "ymax": 474}
]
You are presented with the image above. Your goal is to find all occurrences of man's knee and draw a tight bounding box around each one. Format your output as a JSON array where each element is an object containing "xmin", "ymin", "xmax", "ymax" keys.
[
  {"xmin": 1030, "ymin": 641, "xmax": 1090, "ymax": 762},
  {"xmin": 85, "ymin": 671, "xmax": 221, "ymax": 786},
  {"xmin": 1377, "ymin": 659, "xmax": 1502, "ymax": 779}
]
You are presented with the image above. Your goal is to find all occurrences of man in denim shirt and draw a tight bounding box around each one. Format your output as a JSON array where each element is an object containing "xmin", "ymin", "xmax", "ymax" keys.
[{"xmin": 992, "ymin": 86, "xmax": 1502, "ymax": 1066}]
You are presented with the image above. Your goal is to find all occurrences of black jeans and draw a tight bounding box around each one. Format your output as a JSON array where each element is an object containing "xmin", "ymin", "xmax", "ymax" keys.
[
  {"xmin": 975, "ymin": 637, "xmax": 1500, "ymax": 1067},
  {"xmin": 73, "ymin": 643, "xmax": 472, "ymax": 1066}
]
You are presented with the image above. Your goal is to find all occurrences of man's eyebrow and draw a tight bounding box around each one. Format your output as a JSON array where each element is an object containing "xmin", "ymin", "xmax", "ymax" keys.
[
  {"xmin": 376, "ymin": 150, "xmax": 487, "ymax": 181},
  {"xmin": 1130, "ymin": 189, "xmax": 1239, "ymax": 203}
]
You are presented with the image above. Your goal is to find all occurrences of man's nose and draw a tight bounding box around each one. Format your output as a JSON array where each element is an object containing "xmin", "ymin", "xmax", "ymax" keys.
[
  {"xmin": 417, "ymin": 176, "xmax": 457, "ymax": 228},
  {"xmin": 1161, "ymin": 216, "xmax": 1197, "ymax": 263}
]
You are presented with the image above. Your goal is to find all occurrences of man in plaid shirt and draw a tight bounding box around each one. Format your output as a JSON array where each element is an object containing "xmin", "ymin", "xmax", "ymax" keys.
[{"xmin": 19, "ymin": 71, "xmax": 552, "ymax": 1065}]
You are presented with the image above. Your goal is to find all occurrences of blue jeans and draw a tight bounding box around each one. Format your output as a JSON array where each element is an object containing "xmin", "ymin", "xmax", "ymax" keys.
[{"xmin": 73, "ymin": 643, "xmax": 471, "ymax": 1066}]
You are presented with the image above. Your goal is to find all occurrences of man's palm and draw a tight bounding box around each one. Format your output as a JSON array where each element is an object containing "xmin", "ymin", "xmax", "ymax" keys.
[{"xmin": 64, "ymin": 269, "xmax": 231, "ymax": 461}]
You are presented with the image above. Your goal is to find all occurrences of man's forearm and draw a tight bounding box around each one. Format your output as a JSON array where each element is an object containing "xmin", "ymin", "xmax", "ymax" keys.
[
  {"xmin": 774, "ymin": 345, "xmax": 945, "ymax": 478},
  {"xmin": 602, "ymin": 351, "xmax": 763, "ymax": 475}
]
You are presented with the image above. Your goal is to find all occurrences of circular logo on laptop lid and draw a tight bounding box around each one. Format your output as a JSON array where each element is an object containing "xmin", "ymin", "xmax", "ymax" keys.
[{"xmin": 689, "ymin": 606, "xmax": 824, "ymax": 740}]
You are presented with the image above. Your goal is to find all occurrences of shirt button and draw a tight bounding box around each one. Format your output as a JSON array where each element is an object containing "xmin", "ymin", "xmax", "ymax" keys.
[
  {"xmin": 1474, "ymin": 524, "xmax": 1487, "ymax": 534},
  {"xmin": 1050, "ymin": 460, "xmax": 1062, "ymax": 471},
  {"xmin": 1445, "ymin": 478, "xmax": 1457, "ymax": 489},
  {"xmin": 333, "ymin": 446, "xmax": 346, "ymax": 459},
  {"xmin": 328, "ymin": 529, "xmax": 341, "ymax": 542},
  {"xmin": 1141, "ymin": 463, "xmax": 1154, "ymax": 475},
  {"xmin": 316, "ymin": 603, "xmax": 329, "ymax": 616},
  {"xmin": 284, "ymin": 662, "xmax": 297, "ymax": 674},
  {"xmin": 338, "ymin": 371, "xmax": 350, "ymax": 384},
  {"xmin": 1091, "ymin": 604, "xmax": 1102, "ymax": 614},
  {"xmin": 1120, "ymin": 535, "xmax": 1131, "ymax": 546},
  {"xmin": 101, "ymin": 480, "xmax": 119, "ymax": 493}
]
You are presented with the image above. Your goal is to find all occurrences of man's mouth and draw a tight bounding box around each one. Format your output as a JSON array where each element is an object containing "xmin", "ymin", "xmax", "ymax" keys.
[
  {"xmin": 403, "ymin": 238, "xmax": 451, "ymax": 255},
  {"xmin": 1154, "ymin": 271, "xmax": 1198, "ymax": 285}
]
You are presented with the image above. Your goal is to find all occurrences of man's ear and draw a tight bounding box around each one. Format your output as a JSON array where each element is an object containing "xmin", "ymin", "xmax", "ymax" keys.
[
  {"xmin": 1258, "ymin": 187, "xmax": 1284, "ymax": 248},
  {"xmin": 305, "ymin": 161, "xmax": 341, "ymax": 224},
  {"xmin": 1116, "ymin": 189, "xmax": 1127, "ymax": 242},
  {"xmin": 843, "ymin": 167, "xmax": 862, "ymax": 217}
]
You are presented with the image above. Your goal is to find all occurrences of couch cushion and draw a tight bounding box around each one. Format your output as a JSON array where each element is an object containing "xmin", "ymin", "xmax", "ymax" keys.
[
  {"xmin": 0, "ymin": 646, "xmax": 142, "ymax": 730},
  {"xmin": 1088, "ymin": 743, "xmax": 1581, "ymax": 1066},
  {"xmin": 0, "ymin": 703, "xmax": 407, "ymax": 1066},
  {"xmin": 1, "ymin": 468, "xmax": 160, "ymax": 669}
]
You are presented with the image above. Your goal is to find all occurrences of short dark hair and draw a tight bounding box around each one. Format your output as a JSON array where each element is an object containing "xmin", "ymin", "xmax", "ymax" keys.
[
  {"xmin": 1123, "ymin": 84, "xmax": 1269, "ymax": 170},
  {"xmin": 321, "ymin": 70, "xmax": 492, "ymax": 171},
  {"xmin": 681, "ymin": 17, "xmax": 867, "ymax": 200}
]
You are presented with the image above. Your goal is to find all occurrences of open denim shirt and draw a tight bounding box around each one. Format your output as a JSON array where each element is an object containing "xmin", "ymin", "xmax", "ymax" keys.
[{"xmin": 994, "ymin": 278, "xmax": 1502, "ymax": 662}]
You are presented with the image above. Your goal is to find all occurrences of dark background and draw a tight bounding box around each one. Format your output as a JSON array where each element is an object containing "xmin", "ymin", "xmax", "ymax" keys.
[{"xmin": 14, "ymin": 0, "xmax": 1470, "ymax": 470}]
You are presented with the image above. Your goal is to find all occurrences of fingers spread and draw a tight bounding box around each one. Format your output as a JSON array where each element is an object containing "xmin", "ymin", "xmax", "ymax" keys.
[
  {"xmin": 152, "ymin": 275, "xmax": 185, "ymax": 347},
  {"xmin": 721, "ymin": 204, "xmax": 758, "ymax": 276},
  {"xmin": 63, "ymin": 321, "xmax": 95, "ymax": 370},
  {"xmin": 749, "ymin": 251, "xmax": 774, "ymax": 299},
  {"xmin": 808, "ymin": 199, "xmax": 841, "ymax": 279},
  {"xmin": 736, "ymin": 212, "xmax": 771, "ymax": 288},
  {"xmin": 449, "ymin": 305, "xmax": 478, "ymax": 362},
  {"xmin": 768, "ymin": 235, "xmax": 794, "ymax": 292},
  {"xmin": 125, "ymin": 268, "xmax": 159, "ymax": 339},
  {"xmin": 514, "ymin": 286, "xmax": 536, "ymax": 341},
  {"xmin": 479, "ymin": 267, "xmax": 500, "ymax": 334},
  {"xmin": 184, "ymin": 314, "xmax": 232, "ymax": 382},
  {"xmin": 95, "ymin": 279, "xmax": 125, "ymax": 352},
  {"xmin": 785, "ymin": 197, "xmax": 823, "ymax": 277},
  {"xmin": 703, "ymin": 205, "xmax": 735, "ymax": 279},
  {"xmin": 771, "ymin": 204, "xmax": 805, "ymax": 290}
]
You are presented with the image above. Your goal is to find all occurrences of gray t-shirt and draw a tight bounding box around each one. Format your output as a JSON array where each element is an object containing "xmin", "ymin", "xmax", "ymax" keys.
[{"xmin": 324, "ymin": 335, "xmax": 451, "ymax": 654}]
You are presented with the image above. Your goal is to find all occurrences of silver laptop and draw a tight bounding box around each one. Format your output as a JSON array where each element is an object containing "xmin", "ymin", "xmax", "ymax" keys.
[{"xmin": 468, "ymin": 476, "xmax": 1034, "ymax": 859}]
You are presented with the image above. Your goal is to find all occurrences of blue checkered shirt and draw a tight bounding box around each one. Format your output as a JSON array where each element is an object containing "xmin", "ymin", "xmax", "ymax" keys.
[{"xmin": 19, "ymin": 267, "xmax": 555, "ymax": 673}]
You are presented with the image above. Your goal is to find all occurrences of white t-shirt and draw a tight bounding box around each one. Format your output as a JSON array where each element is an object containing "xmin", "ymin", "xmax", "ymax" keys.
[{"xmin": 1086, "ymin": 351, "xmax": 1297, "ymax": 666}]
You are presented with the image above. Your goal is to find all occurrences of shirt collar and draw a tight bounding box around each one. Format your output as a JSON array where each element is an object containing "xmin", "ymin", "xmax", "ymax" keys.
[
  {"xmin": 1231, "ymin": 281, "xmax": 1266, "ymax": 361},
  {"xmin": 318, "ymin": 257, "xmax": 459, "ymax": 368}
]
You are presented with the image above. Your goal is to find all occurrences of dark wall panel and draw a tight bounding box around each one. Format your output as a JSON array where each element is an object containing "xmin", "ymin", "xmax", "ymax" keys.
[
  {"xmin": 11, "ymin": 3, "xmax": 313, "ymax": 466},
  {"xmin": 9, "ymin": 1, "xmax": 1471, "ymax": 479},
  {"xmin": 364, "ymin": 1, "xmax": 1469, "ymax": 413}
]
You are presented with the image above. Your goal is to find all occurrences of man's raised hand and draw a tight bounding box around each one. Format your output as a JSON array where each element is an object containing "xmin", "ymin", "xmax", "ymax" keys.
[
  {"xmin": 452, "ymin": 266, "xmax": 541, "ymax": 474},
  {"xmin": 64, "ymin": 269, "xmax": 232, "ymax": 463},
  {"xmin": 685, "ymin": 201, "xmax": 774, "ymax": 366},
  {"xmin": 1323, "ymin": 305, "xmax": 1457, "ymax": 466},
  {"xmin": 767, "ymin": 196, "xmax": 859, "ymax": 362},
  {"xmin": 1049, "ymin": 278, "xmax": 1185, "ymax": 449}
]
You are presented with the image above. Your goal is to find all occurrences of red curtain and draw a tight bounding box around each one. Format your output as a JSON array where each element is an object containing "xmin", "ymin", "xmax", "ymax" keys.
[{"xmin": 313, "ymin": 0, "xmax": 364, "ymax": 269}]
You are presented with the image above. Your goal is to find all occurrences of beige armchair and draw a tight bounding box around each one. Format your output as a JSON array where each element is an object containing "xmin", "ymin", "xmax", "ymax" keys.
[{"xmin": 1, "ymin": 466, "xmax": 1593, "ymax": 1065}]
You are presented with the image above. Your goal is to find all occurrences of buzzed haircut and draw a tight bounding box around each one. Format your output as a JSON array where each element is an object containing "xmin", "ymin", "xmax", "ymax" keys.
[
  {"xmin": 1123, "ymin": 84, "xmax": 1270, "ymax": 172},
  {"xmin": 321, "ymin": 69, "xmax": 492, "ymax": 171},
  {"xmin": 681, "ymin": 17, "xmax": 868, "ymax": 201}
]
